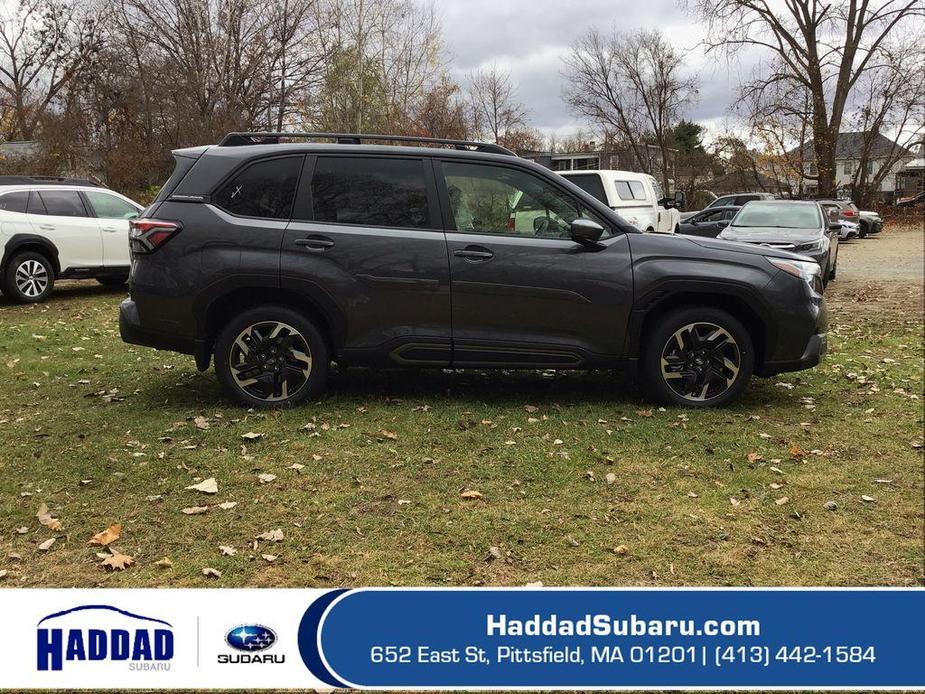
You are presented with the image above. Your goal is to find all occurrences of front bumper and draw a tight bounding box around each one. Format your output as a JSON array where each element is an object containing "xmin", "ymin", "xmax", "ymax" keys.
[{"xmin": 758, "ymin": 332, "xmax": 827, "ymax": 376}]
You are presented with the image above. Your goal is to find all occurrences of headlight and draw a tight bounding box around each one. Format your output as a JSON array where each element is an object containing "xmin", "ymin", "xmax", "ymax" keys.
[
  {"xmin": 795, "ymin": 237, "xmax": 828, "ymax": 253},
  {"xmin": 767, "ymin": 257, "xmax": 822, "ymax": 287}
]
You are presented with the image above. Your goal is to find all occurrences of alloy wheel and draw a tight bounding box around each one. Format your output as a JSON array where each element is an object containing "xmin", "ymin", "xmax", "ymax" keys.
[
  {"xmin": 15, "ymin": 260, "xmax": 49, "ymax": 298},
  {"xmin": 659, "ymin": 322, "xmax": 741, "ymax": 402},
  {"xmin": 228, "ymin": 321, "xmax": 313, "ymax": 402}
]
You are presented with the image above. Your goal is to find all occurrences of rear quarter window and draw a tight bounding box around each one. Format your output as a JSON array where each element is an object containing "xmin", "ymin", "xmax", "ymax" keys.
[
  {"xmin": 214, "ymin": 156, "xmax": 302, "ymax": 219},
  {"xmin": 37, "ymin": 191, "xmax": 87, "ymax": 217},
  {"xmin": 563, "ymin": 174, "xmax": 607, "ymax": 205},
  {"xmin": 0, "ymin": 190, "xmax": 29, "ymax": 213}
]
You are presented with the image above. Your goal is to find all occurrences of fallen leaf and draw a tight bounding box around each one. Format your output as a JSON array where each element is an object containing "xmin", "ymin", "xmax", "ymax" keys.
[
  {"xmin": 155, "ymin": 557, "xmax": 173, "ymax": 568},
  {"xmin": 202, "ymin": 567, "xmax": 222, "ymax": 578},
  {"xmin": 0, "ymin": 569, "xmax": 7, "ymax": 580},
  {"xmin": 487, "ymin": 546, "xmax": 503, "ymax": 560},
  {"xmin": 257, "ymin": 473, "xmax": 276, "ymax": 484},
  {"xmin": 100, "ymin": 551, "xmax": 134, "ymax": 571},
  {"xmin": 861, "ymin": 495, "xmax": 876, "ymax": 503},
  {"xmin": 256, "ymin": 529, "xmax": 284, "ymax": 542},
  {"xmin": 380, "ymin": 430, "xmax": 398, "ymax": 440},
  {"xmin": 613, "ymin": 545, "xmax": 628, "ymax": 555},
  {"xmin": 789, "ymin": 445, "xmax": 806, "ymax": 459},
  {"xmin": 769, "ymin": 482, "xmax": 784, "ymax": 490},
  {"xmin": 38, "ymin": 538, "xmax": 56, "ymax": 551},
  {"xmin": 15, "ymin": 526, "xmax": 27, "ymax": 534},
  {"xmin": 193, "ymin": 416, "xmax": 209, "ymax": 430},
  {"xmin": 219, "ymin": 545, "xmax": 237, "ymax": 556},
  {"xmin": 729, "ymin": 497, "xmax": 741, "ymax": 507},
  {"xmin": 460, "ymin": 490, "xmax": 483, "ymax": 500},
  {"xmin": 186, "ymin": 478, "xmax": 218, "ymax": 494},
  {"xmin": 88, "ymin": 523, "xmax": 122, "ymax": 546},
  {"xmin": 605, "ymin": 472, "xmax": 617, "ymax": 485},
  {"xmin": 240, "ymin": 432, "xmax": 264, "ymax": 441},
  {"xmin": 524, "ymin": 405, "xmax": 538, "ymax": 413},
  {"xmin": 218, "ymin": 501, "xmax": 237, "ymax": 510},
  {"xmin": 746, "ymin": 452, "xmax": 763, "ymax": 463},
  {"xmin": 288, "ymin": 463, "xmax": 305, "ymax": 471},
  {"xmin": 36, "ymin": 503, "xmax": 62, "ymax": 531},
  {"xmin": 687, "ymin": 491, "xmax": 698, "ymax": 498},
  {"xmin": 182, "ymin": 506, "xmax": 210, "ymax": 515},
  {"xmin": 775, "ymin": 496, "xmax": 790, "ymax": 505},
  {"xmin": 261, "ymin": 554, "xmax": 277, "ymax": 562}
]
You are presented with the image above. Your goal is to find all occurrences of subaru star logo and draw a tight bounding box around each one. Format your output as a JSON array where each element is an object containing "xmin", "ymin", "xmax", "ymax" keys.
[{"xmin": 226, "ymin": 624, "xmax": 276, "ymax": 652}]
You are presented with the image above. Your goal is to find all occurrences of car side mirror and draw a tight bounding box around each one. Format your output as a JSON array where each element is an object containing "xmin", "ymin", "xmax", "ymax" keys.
[
  {"xmin": 829, "ymin": 223, "xmax": 842, "ymax": 231},
  {"xmin": 570, "ymin": 218, "xmax": 605, "ymax": 247},
  {"xmin": 716, "ymin": 220, "xmax": 730, "ymax": 229},
  {"xmin": 674, "ymin": 190, "xmax": 686, "ymax": 210}
]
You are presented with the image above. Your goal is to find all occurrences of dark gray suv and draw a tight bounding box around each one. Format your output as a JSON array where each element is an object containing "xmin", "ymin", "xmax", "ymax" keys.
[{"xmin": 120, "ymin": 132, "xmax": 827, "ymax": 408}]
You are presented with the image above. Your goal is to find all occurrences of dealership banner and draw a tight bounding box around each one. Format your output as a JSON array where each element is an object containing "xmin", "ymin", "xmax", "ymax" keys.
[{"xmin": 0, "ymin": 588, "xmax": 922, "ymax": 689}]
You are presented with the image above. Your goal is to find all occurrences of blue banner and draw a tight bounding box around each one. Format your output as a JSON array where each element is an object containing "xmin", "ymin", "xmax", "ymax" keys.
[{"xmin": 298, "ymin": 588, "xmax": 924, "ymax": 688}]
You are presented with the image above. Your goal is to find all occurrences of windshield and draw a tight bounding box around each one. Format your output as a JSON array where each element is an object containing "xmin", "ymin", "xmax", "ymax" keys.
[{"xmin": 732, "ymin": 202, "xmax": 821, "ymax": 229}]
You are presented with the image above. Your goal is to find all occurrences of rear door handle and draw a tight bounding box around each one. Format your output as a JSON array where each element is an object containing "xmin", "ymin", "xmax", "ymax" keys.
[
  {"xmin": 102, "ymin": 226, "xmax": 120, "ymax": 232},
  {"xmin": 453, "ymin": 246, "xmax": 493, "ymax": 261},
  {"xmin": 39, "ymin": 224, "xmax": 55, "ymax": 231},
  {"xmin": 294, "ymin": 236, "xmax": 335, "ymax": 253}
]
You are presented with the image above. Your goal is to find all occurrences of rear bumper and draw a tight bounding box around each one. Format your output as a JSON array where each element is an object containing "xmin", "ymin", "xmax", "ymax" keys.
[{"xmin": 120, "ymin": 298, "xmax": 210, "ymax": 368}]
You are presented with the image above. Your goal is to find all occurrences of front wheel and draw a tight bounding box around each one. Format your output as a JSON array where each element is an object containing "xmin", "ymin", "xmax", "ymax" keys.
[
  {"xmin": 214, "ymin": 306, "xmax": 330, "ymax": 408},
  {"xmin": 641, "ymin": 306, "xmax": 754, "ymax": 408},
  {"xmin": 3, "ymin": 252, "xmax": 55, "ymax": 303}
]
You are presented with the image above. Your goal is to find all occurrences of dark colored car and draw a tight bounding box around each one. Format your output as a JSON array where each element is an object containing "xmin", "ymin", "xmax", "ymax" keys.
[
  {"xmin": 718, "ymin": 201, "xmax": 839, "ymax": 284},
  {"xmin": 816, "ymin": 198, "xmax": 871, "ymax": 236},
  {"xmin": 678, "ymin": 205, "xmax": 741, "ymax": 237},
  {"xmin": 680, "ymin": 192, "xmax": 775, "ymax": 221},
  {"xmin": 120, "ymin": 132, "xmax": 828, "ymax": 409}
]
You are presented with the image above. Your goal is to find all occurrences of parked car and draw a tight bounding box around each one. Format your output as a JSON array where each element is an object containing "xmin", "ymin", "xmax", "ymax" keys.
[
  {"xmin": 858, "ymin": 210, "xmax": 883, "ymax": 235},
  {"xmin": 678, "ymin": 205, "xmax": 741, "ymax": 237},
  {"xmin": 121, "ymin": 132, "xmax": 827, "ymax": 409},
  {"xmin": 680, "ymin": 191, "xmax": 776, "ymax": 221},
  {"xmin": 558, "ymin": 169, "xmax": 683, "ymax": 233},
  {"xmin": 718, "ymin": 200, "xmax": 839, "ymax": 284},
  {"xmin": 0, "ymin": 177, "xmax": 142, "ymax": 303},
  {"xmin": 816, "ymin": 198, "xmax": 869, "ymax": 237},
  {"xmin": 818, "ymin": 201, "xmax": 859, "ymax": 240}
]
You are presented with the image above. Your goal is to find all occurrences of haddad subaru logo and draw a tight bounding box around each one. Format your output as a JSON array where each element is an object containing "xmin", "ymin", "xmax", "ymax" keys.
[
  {"xmin": 226, "ymin": 625, "xmax": 276, "ymax": 651},
  {"xmin": 37, "ymin": 605, "xmax": 173, "ymax": 672},
  {"xmin": 219, "ymin": 624, "xmax": 285, "ymax": 664}
]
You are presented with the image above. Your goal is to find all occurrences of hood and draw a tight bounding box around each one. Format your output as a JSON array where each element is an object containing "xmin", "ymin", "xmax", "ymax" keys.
[
  {"xmin": 687, "ymin": 236, "xmax": 813, "ymax": 262},
  {"xmin": 718, "ymin": 225, "xmax": 822, "ymax": 246}
]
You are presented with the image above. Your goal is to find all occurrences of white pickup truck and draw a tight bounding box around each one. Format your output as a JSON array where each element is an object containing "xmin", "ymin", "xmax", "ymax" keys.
[{"xmin": 559, "ymin": 170, "xmax": 685, "ymax": 233}]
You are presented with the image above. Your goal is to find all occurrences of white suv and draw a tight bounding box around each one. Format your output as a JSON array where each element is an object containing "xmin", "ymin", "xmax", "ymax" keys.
[{"xmin": 0, "ymin": 178, "xmax": 142, "ymax": 303}]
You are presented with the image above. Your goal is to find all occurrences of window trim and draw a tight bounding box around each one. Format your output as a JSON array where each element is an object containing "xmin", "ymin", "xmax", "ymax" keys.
[
  {"xmin": 210, "ymin": 154, "xmax": 306, "ymax": 221},
  {"xmin": 293, "ymin": 153, "xmax": 442, "ymax": 232},
  {"xmin": 435, "ymin": 158, "xmax": 616, "ymax": 241}
]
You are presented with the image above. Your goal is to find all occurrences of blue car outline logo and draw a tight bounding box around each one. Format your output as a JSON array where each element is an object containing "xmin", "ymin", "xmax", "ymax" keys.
[{"xmin": 225, "ymin": 624, "xmax": 277, "ymax": 652}]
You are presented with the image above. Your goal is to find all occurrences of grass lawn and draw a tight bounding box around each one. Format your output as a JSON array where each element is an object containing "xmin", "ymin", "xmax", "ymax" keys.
[{"xmin": 1, "ymin": 227, "xmax": 922, "ymax": 589}]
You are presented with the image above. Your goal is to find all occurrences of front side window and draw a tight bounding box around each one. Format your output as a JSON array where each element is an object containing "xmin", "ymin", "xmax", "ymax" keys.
[
  {"xmin": 85, "ymin": 191, "xmax": 139, "ymax": 219},
  {"xmin": 37, "ymin": 191, "xmax": 87, "ymax": 217},
  {"xmin": 0, "ymin": 190, "xmax": 29, "ymax": 213},
  {"xmin": 214, "ymin": 156, "xmax": 302, "ymax": 219},
  {"xmin": 311, "ymin": 157, "xmax": 431, "ymax": 228},
  {"xmin": 442, "ymin": 161, "xmax": 607, "ymax": 239}
]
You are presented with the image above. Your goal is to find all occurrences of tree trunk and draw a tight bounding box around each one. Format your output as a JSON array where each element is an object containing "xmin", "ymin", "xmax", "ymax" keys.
[{"xmin": 812, "ymin": 124, "xmax": 837, "ymax": 197}]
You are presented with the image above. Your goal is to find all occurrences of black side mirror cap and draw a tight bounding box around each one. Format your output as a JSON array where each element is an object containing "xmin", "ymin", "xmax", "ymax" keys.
[
  {"xmin": 829, "ymin": 223, "xmax": 842, "ymax": 231},
  {"xmin": 674, "ymin": 190, "xmax": 686, "ymax": 210},
  {"xmin": 716, "ymin": 220, "xmax": 730, "ymax": 229},
  {"xmin": 570, "ymin": 218, "xmax": 605, "ymax": 247}
]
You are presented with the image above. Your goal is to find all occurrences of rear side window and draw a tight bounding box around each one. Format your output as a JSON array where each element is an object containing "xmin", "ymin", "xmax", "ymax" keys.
[
  {"xmin": 311, "ymin": 157, "xmax": 430, "ymax": 228},
  {"xmin": 214, "ymin": 156, "xmax": 302, "ymax": 219},
  {"xmin": 0, "ymin": 191, "xmax": 29, "ymax": 213},
  {"xmin": 734, "ymin": 195, "xmax": 759, "ymax": 206},
  {"xmin": 37, "ymin": 191, "xmax": 87, "ymax": 217},
  {"xmin": 614, "ymin": 180, "xmax": 646, "ymax": 201},
  {"xmin": 564, "ymin": 174, "xmax": 607, "ymax": 204}
]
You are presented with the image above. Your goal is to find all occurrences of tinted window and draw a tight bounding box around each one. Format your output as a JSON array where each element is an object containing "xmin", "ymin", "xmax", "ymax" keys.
[
  {"xmin": 734, "ymin": 195, "xmax": 759, "ymax": 206},
  {"xmin": 442, "ymin": 161, "xmax": 608, "ymax": 239},
  {"xmin": 711, "ymin": 196, "xmax": 734, "ymax": 208},
  {"xmin": 85, "ymin": 191, "xmax": 139, "ymax": 219},
  {"xmin": 215, "ymin": 156, "xmax": 301, "ymax": 219},
  {"xmin": 0, "ymin": 190, "xmax": 29, "ymax": 213},
  {"xmin": 27, "ymin": 191, "xmax": 46, "ymax": 214},
  {"xmin": 311, "ymin": 157, "xmax": 430, "ymax": 228},
  {"xmin": 733, "ymin": 203, "xmax": 822, "ymax": 229},
  {"xmin": 564, "ymin": 174, "xmax": 607, "ymax": 204},
  {"xmin": 38, "ymin": 191, "xmax": 87, "ymax": 217}
]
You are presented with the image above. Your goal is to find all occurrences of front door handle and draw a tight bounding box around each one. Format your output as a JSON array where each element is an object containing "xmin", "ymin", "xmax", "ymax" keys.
[
  {"xmin": 453, "ymin": 246, "xmax": 493, "ymax": 261},
  {"xmin": 39, "ymin": 224, "xmax": 55, "ymax": 231},
  {"xmin": 294, "ymin": 236, "xmax": 335, "ymax": 253},
  {"xmin": 102, "ymin": 226, "xmax": 121, "ymax": 232}
]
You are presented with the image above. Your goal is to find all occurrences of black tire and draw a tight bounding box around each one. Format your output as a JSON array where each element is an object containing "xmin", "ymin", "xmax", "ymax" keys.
[
  {"xmin": 214, "ymin": 305, "xmax": 330, "ymax": 408},
  {"xmin": 641, "ymin": 306, "xmax": 754, "ymax": 408},
  {"xmin": 3, "ymin": 251, "xmax": 55, "ymax": 303},
  {"xmin": 97, "ymin": 273, "xmax": 129, "ymax": 288}
]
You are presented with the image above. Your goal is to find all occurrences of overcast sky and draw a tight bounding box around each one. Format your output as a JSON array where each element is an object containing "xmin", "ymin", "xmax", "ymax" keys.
[{"xmin": 436, "ymin": 0, "xmax": 766, "ymax": 142}]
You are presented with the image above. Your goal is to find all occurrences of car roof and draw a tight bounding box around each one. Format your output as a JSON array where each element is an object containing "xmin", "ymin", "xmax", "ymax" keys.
[
  {"xmin": 0, "ymin": 184, "xmax": 115, "ymax": 193},
  {"xmin": 559, "ymin": 169, "xmax": 652, "ymax": 180},
  {"xmin": 742, "ymin": 199, "xmax": 818, "ymax": 206}
]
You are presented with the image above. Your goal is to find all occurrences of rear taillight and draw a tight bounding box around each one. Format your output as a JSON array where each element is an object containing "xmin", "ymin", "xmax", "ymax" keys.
[
  {"xmin": 129, "ymin": 218, "xmax": 181, "ymax": 254},
  {"xmin": 842, "ymin": 208, "xmax": 856, "ymax": 217}
]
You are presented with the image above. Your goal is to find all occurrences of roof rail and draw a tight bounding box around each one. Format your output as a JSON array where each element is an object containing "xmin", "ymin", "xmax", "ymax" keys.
[
  {"xmin": 218, "ymin": 131, "xmax": 516, "ymax": 156},
  {"xmin": 0, "ymin": 175, "xmax": 103, "ymax": 187}
]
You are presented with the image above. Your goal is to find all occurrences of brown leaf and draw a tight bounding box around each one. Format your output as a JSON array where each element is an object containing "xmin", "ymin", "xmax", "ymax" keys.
[
  {"xmin": 218, "ymin": 501, "xmax": 237, "ymax": 510},
  {"xmin": 182, "ymin": 506, "xmax": 210, "ymax": 515},
  {"xmin": 257, "ymin": 473, "xmax": 276, "ymax": 484},
  {"xmin": 38, "ymin": 538, "xmax": 56, "ymax": 551},
  {"xmin": 100, "ymin": 551, "xmax": 134, "ymax": 571},
  {"xmin": 613, "ymin": 544, "xmax": 628, "ymax": 555},
  {"xmin": 202, "ymin": 567, "xmax": 222, "ymax": 578},
  {"xmin": 88, "ymin": 523, "xmax": 122, "ymax": 546},
  {"xmin": 460, "ymin": 490, "xmax": 483, "ymax": 500},
  {"xmin": 380, "ymin": 430, "xmax": 398, "ymax": 440},
  {"xmin": 789, "ymin": 445, "xmax": 806, "ymax": 459},
  {"xmin": 36, "ymin": 503, "xmax": 62, "ymax": 531},
  {"xmin": 186, "ymin": 478, "xmax": 218, "ymax": 494},
  {"xmin": 746, "ymin": 452, "xmax": 763, "ymax": 463},
  {"xmin": 774, "ymin": 496, "xmax": 790, "ymax": 505},
  {"xmin": 261, "ymin": 554, "xmax": 277, "ymax": 562},
  {"xmin": 219, "ymin": 545, "xmax": 237, "ymax": 556},
  {"xmin": 155, "ymin": 557, "xmax": 173, "ymax": 569},
  {"xmin": 193, "ymin": 416, "xmax": 209, "ymax": 430},
  {"xmin": 241, "ymin": 432, "xmax": 264, "ymax": 441},
  {"xmin": 256, "ymin": 529, "xmax": 284, "ymax": 542}
]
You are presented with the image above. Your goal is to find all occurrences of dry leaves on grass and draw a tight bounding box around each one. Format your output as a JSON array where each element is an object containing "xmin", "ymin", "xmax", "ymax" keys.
[
  {"xmin": 182, "ymin": 506, "xmax": 210, "ymax": 515},
  {"xmin": 88, "ymin": 523, "xmax": 122, "ymax": 546},
  {"xmin": 219, "ymin": 545, "xmax": 237, "ymax": 556},
  {"xmin": 241, "ymin": 432, "xmax": 264, "ymax": 441},
  {"xmin": 460, "ymin": 490, "xmax": 483, "ymax": 500},
  {"xmin": 256, "ymin": 529, "xmax": 284, "ymax": 542},
  {"xmin": 257, "ymin": 473, "xmax": 276, "ymax": 484},
  {"xmin": 193, "ymin": 416, "xmax": 209, "ymax": 430},
  {"xmin": 155, "ymin": 557, "xmax": 173, "ymax": 568},
  {"xmin": 100, "ymin": 550, "xmax": 135, "ymax": 571},
  {"xmin": 187, "ymin": 478, "xmax": 218, "ymax": 494},
  {"xmin": 36, "ymin": 503, "xmax": 62, "ymax": 531},
  {"xmin": 38, "ymin": 538, "xmax": 56, "ymax": 551},
  {"xmin": 202, "ymin": 567, "xmax": 222, "ymax": 578}
]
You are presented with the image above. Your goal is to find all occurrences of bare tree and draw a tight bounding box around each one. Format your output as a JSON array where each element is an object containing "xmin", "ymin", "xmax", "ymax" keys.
[
  {"xmin": 466, "ymin": 63, "xmax": 528, "ymax": 145},
  {"xmin": 0, "ymin": 0, "xmax": 102, "ymax": 140},
  {"xmin": 563, "ymin": 27, "xmax": 699, "ymax": 191},
  {"xmin": 690, "ymin": 0, "xmax": 925, "ymax": 197}
]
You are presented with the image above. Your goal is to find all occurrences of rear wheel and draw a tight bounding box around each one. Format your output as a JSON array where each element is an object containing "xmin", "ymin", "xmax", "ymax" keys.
[
  {"xmin": 642, "ymin": 306, "xmax": 754, "ymax": 408},
  {"xmin": 97, "ymin": 273, "xmax": 129, "ymax": 288},
  {"xmin": 3, "ymin": 251, "xmax": 55, "ymax": 303},
  {"xmin": 214, "ymin": 305, "xmax": 329, "ymax": 408}
]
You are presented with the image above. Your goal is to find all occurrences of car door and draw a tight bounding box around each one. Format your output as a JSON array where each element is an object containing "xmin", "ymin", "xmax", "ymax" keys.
[
  {"xmin": 280, "ymin": 154, "xmax": 452, "ymax": 366},
  {"xmin": 683, "ymin": 209, "xmax": 726, "ymax": 237},
  {"xmin": 26, "ymin": 190, "xmax": 102, "ymax": 270},
  {"xmin": 82, "ymin": 190, "xmax": 140, "ymax": 266},
  {"xmin": 438, "ymin": 159, "xmax": 634, "ymax": 367}
]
